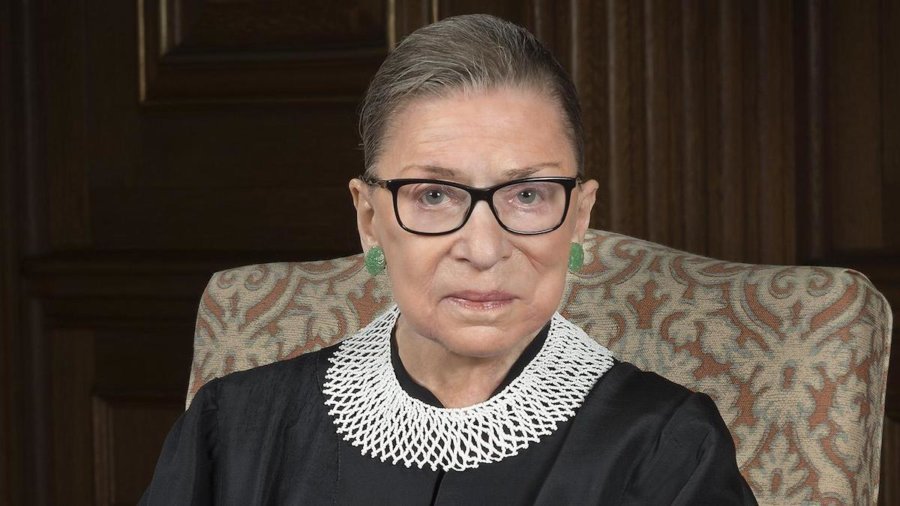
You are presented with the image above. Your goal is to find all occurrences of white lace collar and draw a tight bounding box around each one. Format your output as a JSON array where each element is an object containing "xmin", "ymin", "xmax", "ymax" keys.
[{"xmin": 323, "ymin": 305, "xmax": 615, "ymax": 472}]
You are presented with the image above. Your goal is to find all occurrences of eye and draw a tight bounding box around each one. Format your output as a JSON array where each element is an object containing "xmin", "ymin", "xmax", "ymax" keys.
[
  {"xmin": 516, "ymin": 188, "xmax": 541, "ymax": 204},
  {"xmin": 422, "ymin": 188, "xmax": 447, "ymax": 205},
  {"xmin": 411, "ymin": 184, "xmax": 465, "ymax": 206}
]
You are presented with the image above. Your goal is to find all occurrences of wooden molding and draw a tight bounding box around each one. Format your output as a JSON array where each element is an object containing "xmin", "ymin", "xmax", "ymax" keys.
[{"xmin": 136, "ymin": 0, "xmax": 389, "ymax": 104}]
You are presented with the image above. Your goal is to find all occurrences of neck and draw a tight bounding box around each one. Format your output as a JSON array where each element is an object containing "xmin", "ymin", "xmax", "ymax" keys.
[{"xmin": 394, "ymin": 318, "xmax": 539, "ymax": 408}]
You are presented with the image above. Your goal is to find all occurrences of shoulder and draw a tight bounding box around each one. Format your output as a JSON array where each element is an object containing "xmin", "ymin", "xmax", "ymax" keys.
[
  {"xmin": 195, "ymin": 344, "xmax": 340, "ymax": 423},
  {"xmin": 596, "ymin": 364, "xmax": 754, "ymax": 504},
  {"xmin": 586, "ymin": 360, "xmax": 727, "ymax": 436},
  {"xmin": 595, "ymin": 361, "xmax": 694, "ymax": 411}
]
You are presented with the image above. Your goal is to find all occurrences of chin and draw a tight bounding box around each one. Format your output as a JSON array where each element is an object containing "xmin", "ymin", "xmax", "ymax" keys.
[{"xmin": 432, "ymin": 313, "xmax": 537, "ymax": 359}]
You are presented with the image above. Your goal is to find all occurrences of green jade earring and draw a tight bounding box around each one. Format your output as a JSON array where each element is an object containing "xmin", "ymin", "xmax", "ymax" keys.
[
  {"xmin": 365, "ymin": 245, "xmax": 386, "ymax": 275},
  {"xmin": 568, "ymin": 242, "xmax": 584, "ymax": 273}
]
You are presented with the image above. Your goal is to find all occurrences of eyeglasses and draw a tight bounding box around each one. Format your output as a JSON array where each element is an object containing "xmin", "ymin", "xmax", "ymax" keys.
[{"xmin": 361, "ymin": 175, "xmax": 580, "ymax": 236}]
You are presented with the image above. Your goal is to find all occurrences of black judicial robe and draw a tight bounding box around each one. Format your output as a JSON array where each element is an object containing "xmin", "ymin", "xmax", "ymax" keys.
[{"xmin": 140, "ymin": 324, "xmax": 757, "ymax": 505}]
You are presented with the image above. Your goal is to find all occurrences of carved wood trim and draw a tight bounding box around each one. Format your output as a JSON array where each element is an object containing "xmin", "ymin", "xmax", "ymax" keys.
[{"xmin": 137, "ymin": 0, "xmax": 390, "ymax": 104}]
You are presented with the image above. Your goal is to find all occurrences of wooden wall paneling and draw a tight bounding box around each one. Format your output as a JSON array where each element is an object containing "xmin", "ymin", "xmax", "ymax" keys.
[
  {"xmin": 607, "ymin": 0, "xmax": 648, "ymax": 240},
  {"xmin": 644, "ymin": 0, "xmax": 684, "ymax": 251},
  {"xmin": 825, "ymin": 0, "xmax": 884, "ymax": 254},
  {"xmin": 390, "ymin": 0, "xmax": 435, "ymax": 48},
  {"xmin": 85, "ymin": 0, "xmax": 141, "ymax": 192},
  {"xmin": 79, "ymin": 0, "xmax": 368, "ymax": 256},
  {"xmin": 171, "ymin": 1, "xmax": 386, "ymax": 49},
  {"xmin": 883, "ymin": 0, "xmax": 900, "ymax": 253},
  {"xmin": 91, "ymin": 325, "xmax": 192, "ymax": 505},
  {"xmin": 35, "ymin": 260, "xmax": 203, "ymax": 503},
  {"xmin": 700, "ymin": 2, "xmax": 724, "ymax": 261},
  {"xmin": 44, "ymin": 0, "xmax": 91, "ymax": 250},
  {"xmin": 528, "ymin": 0, "xmax": 572, "ymax": 65},
  {"xmin": 571, "ymin": 0, "xmax": 612, "ymax": 232},
  {"xmin": 680, "ymin": 0, "xmax": 709, "ymax": 257},
  {"xmin": 93, "ymin": 393, "xmax": 184, "ymax": 506},
  {"xmin": 139, "ymin": 0, "xmax": 388, "ymax": 103},
  {"xmin": 91, "ymin": 105, "xmax": 364, "ymax": 254},
  {"xmin": 0, "ymin": 0, "xmax": 19, "ymax": 502},
  {"xmin": 568, "ymin": 0, "xmax": 805, "ymax": 264},
  {"xmin": 90, "ymin": 184, "xmax": 360, "ymax": 254},
  {"xmin": 16, "ymin": 0, "xmax": 52, "ymax": 502},
  {"xmin": 23, "ymin": 258, "xmax": 212, "ymax": 325},
  {"xmin": 738, "ymin": 0, "xmax": 761, "ymax": 264},
  {"xmin": 436, "ymin": 0, "xmax": 529, "ymax": 24},
  {"xmin": 755, "ymin": 0, "xmax": 795, "ymax": 265},
  {"xmin": 794, "ymin": 0, "xmax": 826, "ymax": 265},
  {"xmin": 50, "ymin": 329, "xmax": 95, "ymax": 504},
  {"xmin": 49, "ymin": 324, "xmax": 193, "ymax": 505},
  {"xmin": 881, "ymin": 416, "xmax": 900, "ymax": 505},
  {"xmin": 24, "ymin": 298, "xmax": 50, "ymax": 506},
  {"xmin": 711, "ymin": 0, "xmax": 746, "ymax": 262}
]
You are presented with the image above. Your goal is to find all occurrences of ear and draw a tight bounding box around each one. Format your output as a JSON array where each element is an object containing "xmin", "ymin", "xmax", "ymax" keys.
[
  {"xmin": 571, "ymin": 179, "xmax": 598, "ymax": 243},
  {"xmin": 349, "ymin": 178, "xmax": 380, "ymax": 251}
]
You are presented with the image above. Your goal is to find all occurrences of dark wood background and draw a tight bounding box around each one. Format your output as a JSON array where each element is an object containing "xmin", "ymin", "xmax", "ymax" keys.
[{"xmin": 1, "ymin": 0, "xmax": 897, "ymax": 504}]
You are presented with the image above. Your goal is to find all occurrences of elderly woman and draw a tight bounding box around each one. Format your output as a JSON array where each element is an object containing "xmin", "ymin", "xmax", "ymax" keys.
[{"xmin": 141, "ymin": 14, "xmax": 756, "ymax": 505}]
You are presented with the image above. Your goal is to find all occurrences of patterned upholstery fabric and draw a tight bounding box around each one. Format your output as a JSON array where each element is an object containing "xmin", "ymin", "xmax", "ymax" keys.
[{"xmin": 188, "ymin": 228, "xmax": 892, "ymax": 505}]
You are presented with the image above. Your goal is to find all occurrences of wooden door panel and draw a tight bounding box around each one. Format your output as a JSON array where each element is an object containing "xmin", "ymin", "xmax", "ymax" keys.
[
  {"xmin": 50, "ymin": 326, "xmax": 192, "ymax": 504},
  {"xmin": 93, "ymin": 394, "xmax": 184, "ymax": 506},
  {"xmin": 28, "ymin": 1, "xmax": 410, "ymax": 503},
  {"xmin": 138, "ymin": 0, "xmax": 387, "ymax": 102}
]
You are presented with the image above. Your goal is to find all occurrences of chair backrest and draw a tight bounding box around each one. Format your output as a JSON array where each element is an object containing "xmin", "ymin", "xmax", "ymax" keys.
[{"xmin": 188, "ymin": 228, "xmax": 892, "ymax": 505}]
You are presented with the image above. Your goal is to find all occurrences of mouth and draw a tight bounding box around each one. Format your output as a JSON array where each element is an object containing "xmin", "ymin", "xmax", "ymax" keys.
[{"xmin": 445, "ymin": 291, "xmax": 516, "ymax": 311}]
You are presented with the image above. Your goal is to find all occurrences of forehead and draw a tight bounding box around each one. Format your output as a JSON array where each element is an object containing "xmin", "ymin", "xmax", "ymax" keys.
[{"xmin": 377, "ymin": 87, "xmax": 577, "ymax": 182}]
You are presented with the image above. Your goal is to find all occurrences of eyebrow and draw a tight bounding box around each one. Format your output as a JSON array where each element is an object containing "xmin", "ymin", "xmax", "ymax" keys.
[
  {"xmin": 401, "ymin": 165, "xmax": 457, "ymax": 178},
  {"xmin": 399, "ymin": 162, "xmax": 562, "ymax": 180}
]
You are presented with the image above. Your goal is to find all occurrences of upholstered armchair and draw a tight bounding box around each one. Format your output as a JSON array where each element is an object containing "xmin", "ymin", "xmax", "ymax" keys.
[{"xmin": 187, "ymin": 228, "xmax": 893, "ymax": 505}]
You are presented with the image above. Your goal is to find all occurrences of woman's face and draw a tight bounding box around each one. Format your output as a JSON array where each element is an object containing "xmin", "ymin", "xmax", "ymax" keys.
[{"xmin": 350, "ymin": 87, "xmax": 598, "ymax": 360}]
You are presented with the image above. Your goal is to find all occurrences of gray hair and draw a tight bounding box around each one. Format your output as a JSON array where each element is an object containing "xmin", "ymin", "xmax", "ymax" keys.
[{"xmin": 359, "ymin": 14, "xmax": 584, "ymax": 177}]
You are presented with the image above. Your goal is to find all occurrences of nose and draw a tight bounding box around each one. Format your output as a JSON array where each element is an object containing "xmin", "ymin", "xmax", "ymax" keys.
[{"xmin": 450, "ymin": 201, "xmax": 511, "ymax": 270}]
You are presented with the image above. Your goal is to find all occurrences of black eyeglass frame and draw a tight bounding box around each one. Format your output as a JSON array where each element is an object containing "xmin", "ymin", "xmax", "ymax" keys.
[{"xmin": 361, "ymin": 175, "xmax": 581, "ymax": 236}]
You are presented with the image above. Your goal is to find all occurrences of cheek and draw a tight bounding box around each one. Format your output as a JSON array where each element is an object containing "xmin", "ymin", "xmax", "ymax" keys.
[
  {"xmin": 523, "ymin": 231, "xmax": 571, "ymax": 271},
  {"xmin": 539, "ymin": 256, "xmax": 569, "ymax": 296},
  {"xmin": 380, "ymin": 233, "xmax": 444, "ymax": 300},
  {"xmin": 518, "ymin": 235, "xmax": 572, "ymax": 297}
]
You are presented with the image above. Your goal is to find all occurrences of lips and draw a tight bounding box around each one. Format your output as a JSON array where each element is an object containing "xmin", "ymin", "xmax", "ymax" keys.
[{"xmin": 445, "ymin": 290, "xmax": 516, "ymax": 310}]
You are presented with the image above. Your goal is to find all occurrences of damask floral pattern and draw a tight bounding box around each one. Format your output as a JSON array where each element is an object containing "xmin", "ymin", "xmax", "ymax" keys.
[{"xmin": 188, "ymin": 229, "xmax": 892, "ymax": 505}]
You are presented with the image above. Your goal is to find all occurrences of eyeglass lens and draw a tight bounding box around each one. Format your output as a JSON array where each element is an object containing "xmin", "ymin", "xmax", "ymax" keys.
[{"xmin": 395, "ymin": 180, "xmax": 569, "ymax": 234}]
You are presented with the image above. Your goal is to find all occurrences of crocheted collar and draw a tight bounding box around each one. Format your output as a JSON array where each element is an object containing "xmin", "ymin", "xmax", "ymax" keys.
[{"xmin": 323, "ymin": 305, "xmax": 615, "ymax": 472}]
